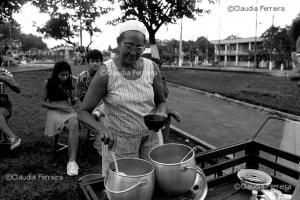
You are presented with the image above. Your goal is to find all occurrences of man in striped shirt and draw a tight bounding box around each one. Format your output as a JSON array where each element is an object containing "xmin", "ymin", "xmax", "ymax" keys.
[{"xmin": 0, "ymin": 68, "xmax": 21, "ymax": 150}]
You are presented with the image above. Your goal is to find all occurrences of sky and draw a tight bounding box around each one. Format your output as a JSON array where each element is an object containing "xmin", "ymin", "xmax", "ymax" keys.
[{"xmin": 13, "ymin": 0, "xmax": 300, "ymax": 51}]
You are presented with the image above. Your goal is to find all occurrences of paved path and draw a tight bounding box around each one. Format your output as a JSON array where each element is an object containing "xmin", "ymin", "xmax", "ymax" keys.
[
  {"xmin": 4, "ymin": 63, "xmax": 53, "ymax": 73},
  {"xmin": 167, "ymin": 84, "xmax": 285, "ymax": 148},
  {"xmin": 162, "ymin": 65, "xmax": 289, "ymax": 77}
]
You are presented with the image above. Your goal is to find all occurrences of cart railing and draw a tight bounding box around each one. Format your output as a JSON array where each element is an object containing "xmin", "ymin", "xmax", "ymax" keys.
[{"xmin": 194, "ymin": 139, "xmax": 300, "ymax": 193}]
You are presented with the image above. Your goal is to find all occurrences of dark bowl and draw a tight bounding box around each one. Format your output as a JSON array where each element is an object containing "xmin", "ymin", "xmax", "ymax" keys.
[{"xmin": 144, "ymin": 114, "xmax": 167, "ymax": 131}]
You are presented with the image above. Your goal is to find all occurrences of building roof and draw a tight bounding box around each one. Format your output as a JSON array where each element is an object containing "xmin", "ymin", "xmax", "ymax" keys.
[{"xmin": 210, "ymin": 37, "xmax": 265, "ymax": 45}]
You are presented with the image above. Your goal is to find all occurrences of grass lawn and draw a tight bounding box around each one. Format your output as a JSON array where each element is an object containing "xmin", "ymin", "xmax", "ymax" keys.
[
  {"xmin": 162, "ymin": 68, "xmax": 300, "ymax": 116},
  {"xmin": 0, "ymin": 65, "xmax": 102, "ymax": 200}
]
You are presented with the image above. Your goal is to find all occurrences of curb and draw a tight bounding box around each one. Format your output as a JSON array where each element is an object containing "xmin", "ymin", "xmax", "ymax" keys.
[
  {"xmin": 12, "ymin": 68, "xmax": 52, "ymax": 74},
  {"xmin": 167, "ymin": 82, "xmax": 300, "ymax": 122},
  {"xmin": 162, "ymin": 66, "xmax": 289, "ymax": 77}
]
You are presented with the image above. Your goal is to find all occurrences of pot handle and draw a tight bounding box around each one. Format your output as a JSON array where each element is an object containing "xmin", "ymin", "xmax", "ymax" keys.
[
  {"xmin": 105, "ymin": 179, "xmax": 147, "ymax": 194},
  {"xmin": 182, "ymin": 165, "xmax": 206, "ymax": 176}
]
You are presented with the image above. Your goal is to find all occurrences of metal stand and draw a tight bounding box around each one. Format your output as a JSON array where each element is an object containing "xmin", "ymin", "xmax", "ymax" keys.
[{"xmin": 54, "ymin": 134, "xmax": 68, "ymax": 156}]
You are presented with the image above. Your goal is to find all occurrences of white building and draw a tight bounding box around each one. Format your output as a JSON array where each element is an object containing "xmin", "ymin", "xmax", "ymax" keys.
[{"xmin": 210, "ymin": 37, "xmax": 265, "ymax": 68}]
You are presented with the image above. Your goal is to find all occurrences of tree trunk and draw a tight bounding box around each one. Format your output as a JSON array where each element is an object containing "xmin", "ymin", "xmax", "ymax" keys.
[
  {"xmin": 148, "ymin": 30, "xmax": 156, "ymax": 45},
  {"xmin": 148, "ymin": 30, "xmax": 160, "ymax": 60}
]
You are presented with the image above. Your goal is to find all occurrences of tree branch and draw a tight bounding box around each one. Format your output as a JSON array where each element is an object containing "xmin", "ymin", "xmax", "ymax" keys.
[{"xmin": 87, "ymin": 40, "xmax": 93, "ymax": 49}]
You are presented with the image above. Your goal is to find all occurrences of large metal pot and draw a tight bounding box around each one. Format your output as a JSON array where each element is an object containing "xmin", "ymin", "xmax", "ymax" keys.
[
  {"xmin": 149, "ymin": 143, "xmax": 206, "ymax": 197},
  {"xmin": 104, "ymin": 158, "xmax": 155, "ymax": 200}
]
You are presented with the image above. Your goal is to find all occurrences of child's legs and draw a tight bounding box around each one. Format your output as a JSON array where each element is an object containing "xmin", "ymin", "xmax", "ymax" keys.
[
  {"xmin": 0, "ymin": 107, "xmax": 15, "ymax": 138},
  {"xmin": 66, "ymin": 116, "xmax": 79, "ymax": 161}
]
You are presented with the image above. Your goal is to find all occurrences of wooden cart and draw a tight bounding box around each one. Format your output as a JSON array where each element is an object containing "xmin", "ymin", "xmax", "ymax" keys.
[{"xmin": 77, "ymin": 115, "xmax": 300, "ymax": 199}]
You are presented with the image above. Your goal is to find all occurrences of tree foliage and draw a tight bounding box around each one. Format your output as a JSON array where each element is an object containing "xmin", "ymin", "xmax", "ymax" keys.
[
  {"xmin": 195, "ymin": 36, "xmax": 214, "ymax": 61},
  {"xmin": 37, "ymin": 13, "xmax": 75, "ymax": 45},
  {"xmin": 225, "ymin": 34, "xmax": 241, "ymax": 40},
  {"xmin": 109, "ymin": 0, "xmax": 215, "ymax": 44},
  {"xmin": 0, "ymin": 0, "xmax": 29, "ymax": 24},
  {"xmin": 32, "ymin": 0, "xmax": 113, "ymax": 46},
  {"xmin": 19, "ymin": 33, "xmax": 48, "ymax": 51},
  {"xmin": 289, "ymin": 14, "xmax": 300, "ymax": 43},
  {"xmin": 156, "ymin": 37, "xmax": 214, "ymax": 64},
  {"xmin": 261, "ymin": 26, "xmax": 294, "ymax": 67},
  {"xmin": 0, "ymin": 23, "xmax": 47, "ymax": 51},
  {"xmin": 0, "ymin": 22, "xmax": 21, "ymax": 40},
  {"xmin": 157, "ymin": 39, "xmax": 179, "ymax": 64}
]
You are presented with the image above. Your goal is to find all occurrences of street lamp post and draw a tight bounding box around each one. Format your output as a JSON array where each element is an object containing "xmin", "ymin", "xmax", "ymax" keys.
[
  {"xmin": 254, "ymin": 0, "xmax": 258, "ymax": 68},
  {"xmin": 269, "ymin": 16, "xmax": 275, "ymax": 70},
  {"xmin": 179, "ymin": 18, "xmax": 183, "ymax": 67},
  {"xmin": 9, "ymin": 24, "xmax": 11, "ymax": 47},
  {"xmin": 79, "ymin": 18, "xmax": 83, "ymax": 47},
  {"xmin": 218, "ymin": 0, "xmax": 221, "ymax": 67}
]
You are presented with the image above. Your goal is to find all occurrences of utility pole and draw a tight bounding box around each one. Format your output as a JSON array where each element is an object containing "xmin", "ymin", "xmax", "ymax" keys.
[
  {"xmin": 254, "ymin": 0, "xmax": 258, "ymax": 68},
  {"xmin": 79, "ymin": 17, "xmax": 82, "ymax": 47},
  {"xmin": 218, "ymin": 0, "xmax": 221, "ymax": 67},
  {"xmin": 79, "ymin": 0, "xmax": 83, "ymax": 47},
  {"xmin": 269, "ymin": 15, "xmax": 274, "ymax": 70},
  {"xmin": 9, "ymin": 23, "xmax": 11, "ymax": 47},
  {"xmin": 179, "ymin": 18, "xmax": 183, "ymax": 67}
]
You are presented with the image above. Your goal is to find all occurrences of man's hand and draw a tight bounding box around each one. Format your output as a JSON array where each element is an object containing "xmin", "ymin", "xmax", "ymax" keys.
[{"xmin": 154, "ymin": 111, "xmax": 168, "ymax": 118}]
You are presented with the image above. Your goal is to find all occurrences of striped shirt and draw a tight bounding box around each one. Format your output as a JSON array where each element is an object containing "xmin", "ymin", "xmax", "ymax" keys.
[{"xmin": 102, "ymin": 58, "xmax": 156, "ymax": 137}]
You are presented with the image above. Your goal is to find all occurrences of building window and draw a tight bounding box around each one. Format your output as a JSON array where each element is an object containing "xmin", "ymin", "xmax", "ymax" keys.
[
  {"xmin": 239, "ymin": 55, "xmax": 249, "ymax": 62},
  {"xmin": 228, "ymin": 44, "xmax": 236, "ymax": 51},
  {"xmin": 217, "ymin": 45, "xmax": 225, "ymax": 51},
  {"xmin": 228, "ymin": 56, "xmax": 236, "ymax": 61},
  {"xmin": 239, "ymin": 43, "xmax": 248, "ymax": 51}
]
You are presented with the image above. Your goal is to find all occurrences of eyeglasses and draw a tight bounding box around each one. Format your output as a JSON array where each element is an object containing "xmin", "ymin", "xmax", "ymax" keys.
[{"xmin": 121, "ymin": 41, "xmax": 145, "ymax": 54}]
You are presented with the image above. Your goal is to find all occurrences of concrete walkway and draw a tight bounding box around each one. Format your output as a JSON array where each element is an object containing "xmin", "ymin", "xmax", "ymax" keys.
[
  {"xmin": 167, "ymin": 83, "xmax": 286, "ymax": 148},
  {"xmin": 162, "ymin": 65, "xmax": 289, "ymax": 77},
  {"xmin": 3, "ymin": 63, "xmax": 53, "ymax": 73}
]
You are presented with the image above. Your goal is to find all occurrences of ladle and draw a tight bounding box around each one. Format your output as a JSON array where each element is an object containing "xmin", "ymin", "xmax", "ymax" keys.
[
  {"xmin": 179, "ymin": 146, "xmax": 198, "ymax": 163},
  {"xmin": 110, "ymin": 150, "xmax": 127, "ymax": 176}
]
